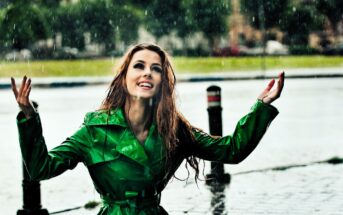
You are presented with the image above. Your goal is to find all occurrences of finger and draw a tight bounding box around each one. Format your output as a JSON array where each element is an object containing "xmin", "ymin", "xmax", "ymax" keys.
[
  {"xmin": 23, "ymin": 78, "xmax": 31, "ymax": 95},
  {"xmin": 276, "ymin": 72, "xmax": 285, "ymax": 95},
  {"xmin": 18, "ymin": 76, "xmax": 27, "ymax": 97},
  {"xmin": 11, "ymin": 77, "xmax": 19, "ymax": 98},
  {"xmin": 266, "ymin": 79, "xmax": 275, "ymax": 91},
  {"xmin": 24, "ymin": 85, "xmax": 31, "ymax": 98},
  {"xmin": 259, "ymin": 79, "xmax": 275, "ymax": 97}
]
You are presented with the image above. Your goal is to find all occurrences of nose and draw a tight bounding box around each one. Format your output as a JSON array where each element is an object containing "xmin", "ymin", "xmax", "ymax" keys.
[{"xmin": 143, "ymin": 67, "xmax": 152, "ymax": 77}]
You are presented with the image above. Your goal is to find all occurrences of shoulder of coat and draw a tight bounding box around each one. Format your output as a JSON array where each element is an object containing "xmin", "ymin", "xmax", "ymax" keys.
[
  {"xmin": 83, "ymin": 110, "xmax": 108, "ymax": 125},
  {"xmin": 83, "ymin": 109, "xmax": 126, "ymax": 126}
]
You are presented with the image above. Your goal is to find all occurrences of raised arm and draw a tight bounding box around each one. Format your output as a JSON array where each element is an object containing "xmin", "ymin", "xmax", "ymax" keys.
[
  {"xmin": 192, "ymin": 72, "xmax": 284, "ymax": 163},
  {"xmin": 12, "ymin": 77, "xmax": 90, "ymax": 180},
  {"xmin": 11, "ymin": 76, "xmax": 36, "ymax": 119}
]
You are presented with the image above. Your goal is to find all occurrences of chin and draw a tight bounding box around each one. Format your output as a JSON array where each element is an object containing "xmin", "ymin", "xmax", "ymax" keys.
[{"xmin": 131, "ymin": 93, "xmax": 155, "ymax": 100}]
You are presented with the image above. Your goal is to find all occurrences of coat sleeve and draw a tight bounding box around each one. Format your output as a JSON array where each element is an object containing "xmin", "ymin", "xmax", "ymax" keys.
[
  {"xmin": 16, "ymin": 111, "xmax": 91, "ymax": 181},
  {"xmin": 192, "ymin": 100, "xmax": 279, "ymax": 164}
]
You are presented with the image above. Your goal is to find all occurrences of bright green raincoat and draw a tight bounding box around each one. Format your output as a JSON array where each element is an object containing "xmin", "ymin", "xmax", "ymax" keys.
[{"xmin": 17, "ymin": 100, "xmax": 278, "ymax": 214}]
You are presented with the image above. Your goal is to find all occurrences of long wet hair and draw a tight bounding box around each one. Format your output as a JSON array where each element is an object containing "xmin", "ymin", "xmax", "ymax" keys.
[{"xmin": 100, "ymin": 43, "xmax": 200, "ymax": 181}]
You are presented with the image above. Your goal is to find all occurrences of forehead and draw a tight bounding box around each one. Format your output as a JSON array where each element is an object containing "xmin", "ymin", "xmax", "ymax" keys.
[{"xmin": 131, "ymin": 49, "xmax": 162, "ymax": 65}]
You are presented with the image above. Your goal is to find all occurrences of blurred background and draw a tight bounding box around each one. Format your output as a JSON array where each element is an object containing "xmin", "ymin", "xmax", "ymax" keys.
[{"xmin": 0, "ymin": 0, "xmax": 342, "ymax": 77}]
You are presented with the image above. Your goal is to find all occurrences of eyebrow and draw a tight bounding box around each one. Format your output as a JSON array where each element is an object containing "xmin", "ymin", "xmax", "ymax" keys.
[{"xmin": 134, "ymin": 60, "xmax": 162, "ymax": 67}]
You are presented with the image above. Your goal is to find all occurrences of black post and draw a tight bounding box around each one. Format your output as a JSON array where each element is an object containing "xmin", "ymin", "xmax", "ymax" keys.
[
  {"xmin": 17, "ymin": 162, "xmax": 49, "ymax": 215},
  {"xmin": 205, "ymin": 86, "xmax": 230, "ymax": 185}
]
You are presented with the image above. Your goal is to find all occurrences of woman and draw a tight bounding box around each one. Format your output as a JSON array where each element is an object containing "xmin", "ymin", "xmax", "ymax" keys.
[{"xmin": 12, "ymin": 43, "xmax": 284, "ymax": 214}]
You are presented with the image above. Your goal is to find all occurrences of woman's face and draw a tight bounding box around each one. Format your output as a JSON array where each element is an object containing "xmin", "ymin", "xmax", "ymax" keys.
[{"xmin": 126, "ymin": 49, "xmax": 163, "ymax": 99}]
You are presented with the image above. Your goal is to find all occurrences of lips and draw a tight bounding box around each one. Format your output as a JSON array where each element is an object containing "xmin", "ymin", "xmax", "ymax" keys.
[{"xmin": 137, "ymin": 81, "xmax": 153, "ymax": 89}]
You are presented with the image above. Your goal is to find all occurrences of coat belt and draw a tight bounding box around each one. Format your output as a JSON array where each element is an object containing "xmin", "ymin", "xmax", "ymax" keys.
[{"xmin": 101, "ymin": 190, "xmax": 161, "ymax": 209}]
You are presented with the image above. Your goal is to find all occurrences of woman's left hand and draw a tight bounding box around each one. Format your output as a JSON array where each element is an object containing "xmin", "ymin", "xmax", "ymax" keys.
[{"xmin": 258, "ymin": 71, "xmax": 285, "ymax": 104}]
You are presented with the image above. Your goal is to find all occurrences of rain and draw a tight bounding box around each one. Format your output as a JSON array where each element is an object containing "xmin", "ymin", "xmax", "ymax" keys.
[{"xmin": 1, "ymin": 0, "xmax": 343, "ymax": 214}]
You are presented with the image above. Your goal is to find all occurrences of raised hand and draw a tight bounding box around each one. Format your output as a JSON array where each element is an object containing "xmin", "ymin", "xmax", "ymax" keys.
[
  {"xmin": 11, "ymin": 76, "xmax": 36, "ymax": 119},
  {"xmin": 258, "ymin": 72, "xmax": 285, "ymax": 104}
]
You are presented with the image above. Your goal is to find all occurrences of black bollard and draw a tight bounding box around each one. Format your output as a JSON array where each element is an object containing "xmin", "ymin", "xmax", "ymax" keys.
[
  {"xmin": 205, "ymin": 86, "xmax": 230, "ymax": 185},
  {"xmin": 17, "ymin": 162, "xmax": 49, "ymax": 215}
]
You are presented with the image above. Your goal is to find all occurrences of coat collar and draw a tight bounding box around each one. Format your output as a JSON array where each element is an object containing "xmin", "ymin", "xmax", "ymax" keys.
[
  {"xmin": 84, "ymin": 108, "xmax": 127, "ymax": 127},
  {"xmin": 84, "ymin": 108, "xmax": 162, "ymax": 167}
]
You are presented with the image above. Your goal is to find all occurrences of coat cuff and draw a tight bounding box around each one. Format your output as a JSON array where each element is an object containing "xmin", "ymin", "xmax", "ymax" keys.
[{"xmin": 252, "ymin": 99, "xmax": 279, "ymax": 119}]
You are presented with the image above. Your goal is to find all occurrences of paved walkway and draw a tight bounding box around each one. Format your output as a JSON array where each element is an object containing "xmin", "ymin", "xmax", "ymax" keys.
[
  {"xmin": 48, "ymin": 162, "xmax": 343, "ymax": 215},
  {"xmin": 2, "ymin": 69, "xmax": 342, "ymax": 214}
]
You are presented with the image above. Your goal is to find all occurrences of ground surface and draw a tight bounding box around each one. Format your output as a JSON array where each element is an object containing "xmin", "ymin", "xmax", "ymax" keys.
[{"xmin": 1, "ymin": 77, "xmax": 342, "ymax": 214}]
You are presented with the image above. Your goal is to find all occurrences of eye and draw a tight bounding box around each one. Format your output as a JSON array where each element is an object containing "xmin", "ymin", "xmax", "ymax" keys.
[
  {"xmin": 151, "ymin": 65, "xmax": 162, "ymax": 73},
  {"xmin": 133, "ymin": 63, "xmax": 144, "ymax": 70}
]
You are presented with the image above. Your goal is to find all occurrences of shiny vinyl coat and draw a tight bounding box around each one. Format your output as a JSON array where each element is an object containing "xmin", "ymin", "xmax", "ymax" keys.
[{"xmin": 17, "ymin": 100, "xmax": 278, "ymax": 214}]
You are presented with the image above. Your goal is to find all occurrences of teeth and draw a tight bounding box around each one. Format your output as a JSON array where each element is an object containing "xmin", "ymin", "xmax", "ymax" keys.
[{"xmin": 139, "ymin": 82, "xmax": 152, "ymax": 88}]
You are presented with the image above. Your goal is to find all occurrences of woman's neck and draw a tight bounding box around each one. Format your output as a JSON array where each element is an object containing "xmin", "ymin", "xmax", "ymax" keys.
[{"xmin": 124, "ymin": 97, "xmax": 153, "ymax": 133}]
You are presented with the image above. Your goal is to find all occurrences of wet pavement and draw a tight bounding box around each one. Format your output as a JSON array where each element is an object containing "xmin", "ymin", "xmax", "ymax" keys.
[{"xmin": 1, "ymin": 77, "xmax": 343, "ymax": 214}]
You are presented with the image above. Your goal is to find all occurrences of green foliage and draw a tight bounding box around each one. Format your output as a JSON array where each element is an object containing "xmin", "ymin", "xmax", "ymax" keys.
[
  {"xmin": 53, "ymin": 0, "xmax": 140, "ymax": 51},
  {"xmin": 144, "ymin": 0, "xmax": 186, "ymax": 38},
  {"xmin": 144, "ymin": 0, "xmax": 229, "ymax": 47},
  {"xmin": 315, "ymin": 0, "xmax": 343, "ymax": 32},
  {"xmin": 38, "ymin": 0, "xmax": 60, "ymax": 8},
  {"xmin": 289, "ymin": 45, "xmax": 321, "ymax": 55},
  {"xmin": 114, "ymin": 5, "xmax": 141, "ymax": 46},
  {"xmin": 54, "ymin": 4, "xmax": 85, "ymax": 49},
  {"xmin": 281, "ymin": 4, "xmax": 325, "ymax": 46},
  {"xmin": 182, "ymin": 0, "xmax": 230, "ymax": 46},
  {"xmin": 80, "ymin": 0, "xmax": 115, "ymax": 49},
  {"xmin": 241, "ymin": 0, "xmax": 289, "ymax": 29},
  {"xmin": 0, "ymin": 1, "xmax": 50, "ymax": 49}
]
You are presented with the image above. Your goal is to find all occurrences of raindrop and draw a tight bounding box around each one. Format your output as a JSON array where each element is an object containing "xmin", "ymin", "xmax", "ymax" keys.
[
  {"xmin": 13, "ymin": 24, "xmax": 16, "ymax": 30},
  {"xmin": 145, "ymin": 10, "xmax": 148, "ymax": 16},
  {"xmin": 252, "ymin": 16, "xmax": 255, "ymax": 22},
  {"xmin": 292, "ymin": 7, "xmax": 296, "ymax": 12}
]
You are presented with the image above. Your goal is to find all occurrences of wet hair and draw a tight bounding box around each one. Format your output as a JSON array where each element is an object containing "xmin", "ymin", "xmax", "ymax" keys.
[{"xmin": 100, "ymin": 43, "xmax": 200, "ymax": 182}]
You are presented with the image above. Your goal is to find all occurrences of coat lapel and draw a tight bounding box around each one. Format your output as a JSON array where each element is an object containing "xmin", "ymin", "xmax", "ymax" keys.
[
  {"xmin": 115, "ymin": 128, "xmax": 149, "ymax": 166},
  {"xmin": 85, "ymin": 108, "xmax": 152, "ymax": 167}
]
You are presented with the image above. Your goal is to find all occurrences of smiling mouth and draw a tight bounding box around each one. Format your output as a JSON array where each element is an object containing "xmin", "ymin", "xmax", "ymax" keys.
[{"xmin": 137, "ymin": 82, "xmax": 153, "ymax": 89}]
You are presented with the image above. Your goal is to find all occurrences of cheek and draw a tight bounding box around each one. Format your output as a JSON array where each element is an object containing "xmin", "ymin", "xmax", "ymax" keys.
[{"xmin": 126, "ymin": 72, "xmax": 136, "ymax": 88}]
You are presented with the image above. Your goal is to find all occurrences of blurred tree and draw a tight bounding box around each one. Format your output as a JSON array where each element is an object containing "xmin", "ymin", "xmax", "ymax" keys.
[
  {"xmin": 281, "ymin": 3, "xmax": 325, "ymax": 46},
  {"xmin": 0, "ymin": 0, "xmax": 50, "ymax": 50},
  {"xmin": 114, "ymin": 5, "xmax": 141, "ymax": 46},
  {"xmin": 315, "ymin": 0, "xmax": 343, "ymax": 39},
  {"xmin": 144, "ymin": 0, "xmax": 185, "ymax": 39},
  {"xmin": 143, "ymin": 0, "xmax": 229, "ymax": 50},
  {"xmin": 54, "ymin": 4, "xmax": 85, "ymax": 49},
  {"xmin": 183, "ymin": 0, "xmax": 230, "ymax": 49},
  {"xmin": 80, "ymin": 0, "xmax": 116, "ymax": 50},
  {"xmin": 81, "ymin": 0, "xmax": 140, "ymax": 51},
  {"xmin": 0, "ymin": 0, "xmax": 11, "ymax": 8},
  {"xmin": 241, "ymin": 0, "xmax": 289, "ymax": 29},
  {"xmin": 38, "ymin": 0, "xmax": 61, "ymax": 8}
]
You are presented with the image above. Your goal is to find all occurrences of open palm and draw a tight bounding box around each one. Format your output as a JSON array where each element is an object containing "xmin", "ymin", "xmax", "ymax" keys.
[
  {"xmin": 258, "ymin": 72, "xmax": 285, "ymax": 104},
  {"xmin": 11, "ymin": 76, "xmax": 36, "ymax": 119}
]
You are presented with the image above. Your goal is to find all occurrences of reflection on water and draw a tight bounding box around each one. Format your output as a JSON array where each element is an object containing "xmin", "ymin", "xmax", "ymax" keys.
[
  {"xmin": 210, "ymin": 182, "xmax": 227, "ymax": 215},
  {"xmin": 206, "ymin": 162, "xmax": 231, "ymax": 215}
]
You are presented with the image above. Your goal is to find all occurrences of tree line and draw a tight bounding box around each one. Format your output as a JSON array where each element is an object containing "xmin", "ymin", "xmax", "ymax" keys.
[{"xmin": 0, "ymin": 0, "xmax": 342, "ymax": 56}]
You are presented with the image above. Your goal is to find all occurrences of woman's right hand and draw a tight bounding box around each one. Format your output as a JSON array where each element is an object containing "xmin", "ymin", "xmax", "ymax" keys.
[{"xmin": 11, "ymin": 76, "xmax": 36, "ymax": 119}]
